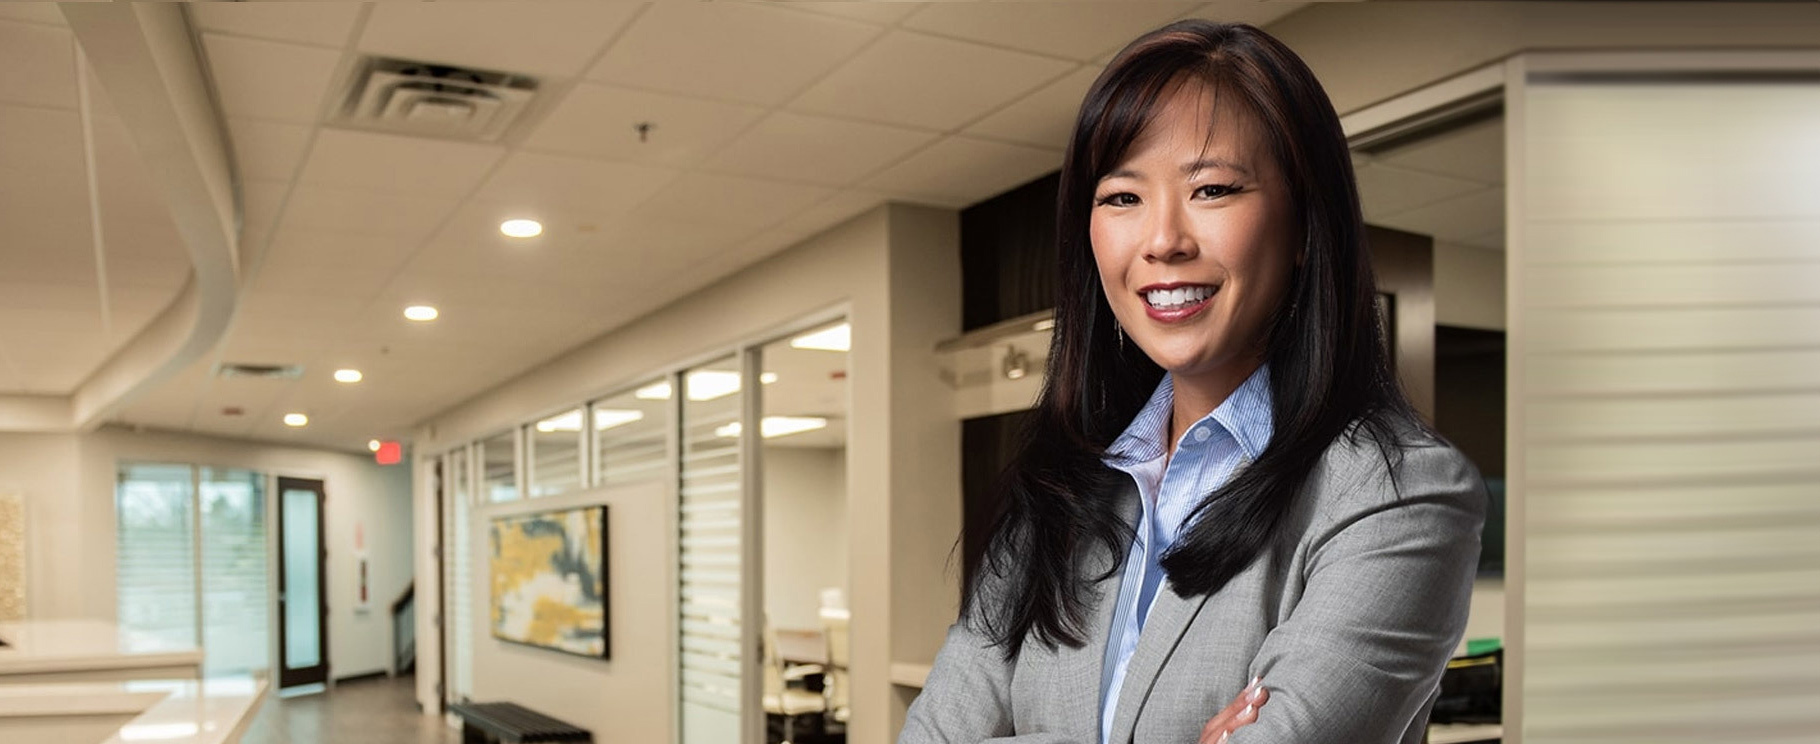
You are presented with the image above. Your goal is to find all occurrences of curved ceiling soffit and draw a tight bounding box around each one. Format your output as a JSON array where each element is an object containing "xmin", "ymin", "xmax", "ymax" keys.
[{"xmin": 38, "ymin": 2, "xmax": 243, "ymax": 432}]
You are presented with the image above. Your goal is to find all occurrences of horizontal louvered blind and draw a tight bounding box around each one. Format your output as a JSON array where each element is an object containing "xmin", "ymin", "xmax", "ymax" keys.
[
  {"xmin": 1517, "ymin": 77, "xmax": 1820, "ymax": 742},
  {"xmin": 116, "ymin": 463, "xmax": 197, "ymax": 650},
  {"xmin": 680, "ymin": 364, "xmax": 743, "ymax": 744},
  {"xmin": 595, "ymin": 389, "xmax": 670, "ymax": 487},
  {"xmin": 198, "ymin": 468, "xmax": 267, "ymax": 675}
]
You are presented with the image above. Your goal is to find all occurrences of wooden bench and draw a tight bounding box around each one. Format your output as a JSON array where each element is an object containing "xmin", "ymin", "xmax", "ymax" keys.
[{"xmin": 449, "ymin": 701, "xmax": 592, "ymax": 743}]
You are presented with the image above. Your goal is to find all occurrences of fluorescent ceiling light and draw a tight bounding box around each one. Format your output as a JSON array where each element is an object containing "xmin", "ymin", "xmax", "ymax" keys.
[
  {"xmin": 715, "ymin": 416, "xmax": 828, "ymax": 439},
  {"xmin": 368, "ymin": 439, "xmax": 381, "ymax": 452},
  {"xmin": 534, "ymin": 410, "xmax": 584, "ymax": 433},
  {"xmin": 593, "ymin": 409, "xmax": 645, "ymax": 430},
  {"xmin": 404, "ymin": 305, "xmax": 438, "ymax": 321},
  {"xmin": 790, "ymin": 322, "xmax": 850, "ymax": 352},
  {"xmin": 636, "ymin": 373, "xmax": 776, "ymax": 402},
  {"xmin": 500, "ymin": 218, "xmax": 543, "ymax": 238},
  {"xmin": 283, "ymin": 413, "xmax": 309, "ymax": 427},
  {"xmin": 334, "ymin": 369, "xmax": 363, "ymax": 383}
]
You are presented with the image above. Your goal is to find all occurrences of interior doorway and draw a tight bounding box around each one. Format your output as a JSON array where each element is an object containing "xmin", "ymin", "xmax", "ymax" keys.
[{"xmin": 276, "ymin": 476, "xmax": 329, "ymax": 690}]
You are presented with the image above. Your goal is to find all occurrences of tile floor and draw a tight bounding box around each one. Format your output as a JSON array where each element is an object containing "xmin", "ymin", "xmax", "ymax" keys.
[{"xmin": 239, "ymin": 675, "xmax": 457, "ymax": 744}]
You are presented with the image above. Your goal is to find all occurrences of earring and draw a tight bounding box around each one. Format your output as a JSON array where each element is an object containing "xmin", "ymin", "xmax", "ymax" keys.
[{"xmin": 1114, "ymin": 320, "xmax": 1125, "ymax": 351}]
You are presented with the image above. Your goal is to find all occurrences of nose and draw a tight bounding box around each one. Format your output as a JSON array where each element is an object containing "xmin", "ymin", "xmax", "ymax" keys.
[{"xmin": 1141, "ymin": 199, "xmax": 1198, "ymax": 264}]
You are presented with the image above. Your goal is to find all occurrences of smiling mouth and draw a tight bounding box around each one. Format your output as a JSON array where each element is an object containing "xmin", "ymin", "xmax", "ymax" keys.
[{"xmin": 1143, "ymin": 284, "xmax": 1216, "ymax": 310}]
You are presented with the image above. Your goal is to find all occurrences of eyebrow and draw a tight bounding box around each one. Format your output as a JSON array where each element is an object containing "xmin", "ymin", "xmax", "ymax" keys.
[{"xmin": 1101, "ymin": 157, "xmax": 1253, "ymax": 181}]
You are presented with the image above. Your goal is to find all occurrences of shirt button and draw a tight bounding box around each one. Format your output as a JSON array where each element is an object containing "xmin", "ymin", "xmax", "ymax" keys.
[{"xmin": 1193, "ymin": 427, "xmax": 1211, "ymax": 443}]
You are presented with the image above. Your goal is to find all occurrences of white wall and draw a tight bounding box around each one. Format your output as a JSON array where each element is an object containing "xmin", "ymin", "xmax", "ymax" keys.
[
  {"xmin": 0, "ymin": 427, "xmax": 412, "ymax": 680},
  {"xmin": 463, "ymin": 480, "xmax": 671, "ymax": 744},
  {"xmin": 416, "ymin": 203, "xmax": 962, "ymax": 744},
  {"xmin": 762, "ymin": 446, "xmax": 848, "ymax": 631}
]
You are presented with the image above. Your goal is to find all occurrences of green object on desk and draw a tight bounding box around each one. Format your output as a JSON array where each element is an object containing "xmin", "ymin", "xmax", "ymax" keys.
[{"xmin": 1465, "ymin": 637, "xmax": 1500, "ymax": 656}]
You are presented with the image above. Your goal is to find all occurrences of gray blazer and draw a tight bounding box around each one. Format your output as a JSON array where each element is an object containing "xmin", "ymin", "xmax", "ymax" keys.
[{"xmin": 902, "ymin": 428, "xmax": 1485, "ymax": 744}]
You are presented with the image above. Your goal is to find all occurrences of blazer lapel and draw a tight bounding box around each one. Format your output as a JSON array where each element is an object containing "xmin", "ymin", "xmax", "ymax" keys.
[{"xmin": 1105, "ymin": 579, "xmax": 1214, "ymax": 744}]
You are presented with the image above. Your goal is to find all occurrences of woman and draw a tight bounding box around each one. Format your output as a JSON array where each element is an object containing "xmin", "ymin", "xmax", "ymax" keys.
[{"xmin": 901, "ymin": 20, "xmax": 1484, "ymax": 744}]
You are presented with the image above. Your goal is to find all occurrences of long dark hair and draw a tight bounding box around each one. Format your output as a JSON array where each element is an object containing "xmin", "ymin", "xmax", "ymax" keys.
[{"xmin": 967, "ymin": 20, "xmax": 1424, "ymax": 660}]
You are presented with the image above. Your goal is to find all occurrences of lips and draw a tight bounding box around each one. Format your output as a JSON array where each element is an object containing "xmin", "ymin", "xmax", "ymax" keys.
[{"xmin": 1139, "ymin": 282, "xmax": 1216, "ymax": 323}]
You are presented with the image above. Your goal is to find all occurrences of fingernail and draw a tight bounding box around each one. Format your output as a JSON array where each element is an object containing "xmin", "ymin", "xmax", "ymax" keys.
[
  {"xmin": 1248, "ymin": 675, "xmax": 1261, "ymax": 689},
  {"xmin": 1218, "ymin": 733, "xmax": 1229, "ymax": 744},
  {"xmin": 1248, "ymin": 684, "xmax": 1265, "ymax": 702},
  {"xmin": 1242, "ymin": 704, "xmax": 1253, "ymax": 718}
]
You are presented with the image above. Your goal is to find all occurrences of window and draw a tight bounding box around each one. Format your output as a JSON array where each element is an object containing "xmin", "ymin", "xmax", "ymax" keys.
[
  {"xmin": 593, "ymin": 382, "xmax": 670, "ymax": 487},
  {"xmin": 528, "ymin": 409, "xmax": 584, "ymax": 497},
  {"xmin": 116, "ymin": 463, "xmax": 270, "ymax": 675},
  {"xmin": 481, "ymin": 430, "xmax": 518, "ymax": 503}
]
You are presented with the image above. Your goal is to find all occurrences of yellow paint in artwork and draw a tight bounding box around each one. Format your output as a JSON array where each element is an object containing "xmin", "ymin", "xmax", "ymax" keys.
[
  {"xmin": 526, "ymin": 596, "xmax": 603, "ymax": 645},
  {"xmin": 491, "ymin": 522, "xmax": 564, "ymax": 624}
]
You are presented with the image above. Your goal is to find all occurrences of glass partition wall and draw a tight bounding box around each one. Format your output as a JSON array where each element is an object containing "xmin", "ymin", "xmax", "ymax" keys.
[{"xmin": 435, "ymin": 313, "xmax": 851, "ymax": 744}]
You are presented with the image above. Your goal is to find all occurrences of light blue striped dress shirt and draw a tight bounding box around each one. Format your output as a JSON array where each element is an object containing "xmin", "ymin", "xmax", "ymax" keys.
[{"xmin": 1098, "ymin": 364, "xmax": 1275, "ymax": 744}]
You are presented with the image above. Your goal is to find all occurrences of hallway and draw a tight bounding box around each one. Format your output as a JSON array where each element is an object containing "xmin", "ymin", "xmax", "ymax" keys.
[{"xmin": 241, "ymin": 676, "xmax": 455, "ymax": 744}]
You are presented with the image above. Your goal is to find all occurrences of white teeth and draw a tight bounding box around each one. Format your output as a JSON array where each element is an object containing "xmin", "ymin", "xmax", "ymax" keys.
[{"xmin": 1145, "ymin": 285, "xmax": 1213, "ymax": 309}]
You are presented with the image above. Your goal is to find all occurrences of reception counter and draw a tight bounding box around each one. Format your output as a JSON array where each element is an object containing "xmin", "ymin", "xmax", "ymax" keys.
[{"xmin": 0, "ymin": 619, "xmax": 203, "ymax": 682}]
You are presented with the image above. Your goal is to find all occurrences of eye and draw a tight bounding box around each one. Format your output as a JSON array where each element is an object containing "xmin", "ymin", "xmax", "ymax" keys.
[
  {"xmin": 1096, "ymin": 192, "xmax": 1140, "ymax": 207},
  {"xmin": 1193, "ymin": 183, "xmax": 1244, "ymax": 200}
]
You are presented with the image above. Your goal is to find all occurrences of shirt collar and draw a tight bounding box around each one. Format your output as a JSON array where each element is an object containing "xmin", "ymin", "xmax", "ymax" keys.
[{"xmin": 1104, "ymin": 364, "xmax": 1275, "ymax": 467}]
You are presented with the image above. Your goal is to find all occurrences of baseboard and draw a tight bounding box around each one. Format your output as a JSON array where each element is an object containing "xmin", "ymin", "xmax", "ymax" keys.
[{"xmin": 334, "ymin": 670, "xmax": 388, "ymax": 685}]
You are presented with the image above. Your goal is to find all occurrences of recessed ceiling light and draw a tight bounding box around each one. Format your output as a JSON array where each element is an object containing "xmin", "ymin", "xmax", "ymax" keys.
[
  {"xmin": 404, "ymin": 305, "xmax": 439, "ymax": 322},
  {"xmin": 334, "ymin": 369, "xmax": 363, "ymax": 383},
  {"xmin": 368, "ymin": 439, "xmax": 382, "ymax": 452},
  {"xmin": 284, "ymin": 413, "xmax": 309, "ymax": 427},
  {"xmin": 790, "ymin": 322, "xmax": 850, "ymax": 352},
  {"xmin": 500, "ymin": 219, "xmax": 543, "ymax": 238},
  {"xmin": 634, "ymin": 381, "xmax": 672, "ymax": 401}
]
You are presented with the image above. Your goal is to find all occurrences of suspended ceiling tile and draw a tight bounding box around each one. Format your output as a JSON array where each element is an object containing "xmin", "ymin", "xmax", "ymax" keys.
[
  {"xmin": 471, "ymin": 151, "xmax": 680, "ymax": 216},
  {"xmin": 359, "ymin": 2, "xmax": 640, "ymax": 78},
  {"xmin": 774, "ymin": 189, "xmax": 889, "ymax": 238},
  {"xmin": 228, "ymin": 118, "xmax": 314, "ymax": 182},
  {"xmin": 863, "ymin": 135, "xmax": 1061, "ymax": 208},
  {"xmin": 202, "ymin": 33, "xmax": 343, "ymax": 123},
  {"xmin": 105, "ymin": 250, "xmax": 193, "ymax": 292},
  {"xmin": 0, "ymin": 105, "xmax": 82, "ymax": 179},
  {"xmin": 91, "ymin": 114, "xmax": 177, "ymax": 228},
  {"xmin": 0, "ymin": 4, "xmax": 65, "ymax": 26},
  {"xmin": 240, "ymin": 179, "xmax": 290, "ymax": 250},
  {"xmin": 1353, "ymin": 161, "xmax": 1486, "ymax": 220},
  {"xmin": 107, "ymin": 285, "xmax": 180, "ymax": 339},
  {"xmin": 589, "ymin": 2, "xmax": 878, "ymax": 107},
  {"xmin": 523, "ymin": 82, "xmax": 766, "ymax": 168},
  {"xmin": 1461, "ymin": 228, "xmax": 1506, "ymax": 252},
  {"xmin": 1373, "ymin": 187, "xmax": 1505, "ymax": 245},
  {"xmin": 299, "ymin": 128, "xmax": 504, "ymax": 199},
  {"xmin": 0, "ymin": 20, "xmax": 75, "ymax": 108},
  {"xmin": 965, "ymin": 64, "xmax": 1103, "ymax": 150},
  {"xmin": 636, "ymin": 172, "xmax": 831, "ymax": 230},
  {"xmin": 264, "ymin": 228, "xmax": 418, "ymax": 270},
  {"xmin": 774, "ymin": 1, "xmax": 921, "ymax": 26},
  {"xmin": 1375, "ymin": 116, "xmax": 1505, "ymax": 187},
  {"xmin": 0, "ymin": 283, "xmax": 97, "ymax": 315},
  {"xmin": 902, "ymin": 2, "xmax": 1199, "ymax": 61},
  {"xmin": 190, "ymin": 1, "xmax": 363, "ymax": 48},
  {"xmin": 704, "ymin": 111, "xmax": 937, "ymax": 187},
  {"xmin": 790, "ymin": 31, "xmax": 1073, "ymax": 132},
  {"xmin": 0, "ymin": 178, "xmax": 93, "ymax": 276},
  {"xmin": 276, "ymin": 184, "xmax": 453, "ymax": 243},
  {"xmin": 1183, "ymin": 1, "xmax": 1311, "ymax": 28}
]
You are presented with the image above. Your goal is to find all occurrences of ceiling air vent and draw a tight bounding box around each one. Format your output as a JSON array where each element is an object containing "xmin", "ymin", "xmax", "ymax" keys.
[
  {"xmin": 216, "ymin": 363, "xmax": 304, "ymax": 380},
  {"xmin": 333, "ymin": 56, "xmax": 538, "ymax": 142}
]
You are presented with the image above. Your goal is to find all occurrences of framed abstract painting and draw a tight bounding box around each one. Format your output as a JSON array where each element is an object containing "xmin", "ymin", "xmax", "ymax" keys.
[{"xmin": 489, "ymin": 505, "xmax": 609, "ymax": 659}]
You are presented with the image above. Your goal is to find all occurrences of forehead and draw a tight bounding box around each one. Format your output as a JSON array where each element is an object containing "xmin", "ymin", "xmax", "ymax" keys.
[{"xmin": 1121, "ymin": 78, "xmax": 1268, "ymax": 169}]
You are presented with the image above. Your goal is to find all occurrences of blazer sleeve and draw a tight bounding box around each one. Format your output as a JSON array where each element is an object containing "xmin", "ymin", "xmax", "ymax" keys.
[
  {"xmin": 1231, "ymin": 442, "xmax": 1486, "ymax": 744},
  {"xmin": 900, "ymin": 569, "xmax": 1086, "ymax": 744}
]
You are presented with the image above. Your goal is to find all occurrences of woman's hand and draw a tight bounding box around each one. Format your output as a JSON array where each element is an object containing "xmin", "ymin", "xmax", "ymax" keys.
[{"xmin": 1199, "ymin": 677, "xmax": 1269, "ymax": 743}]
